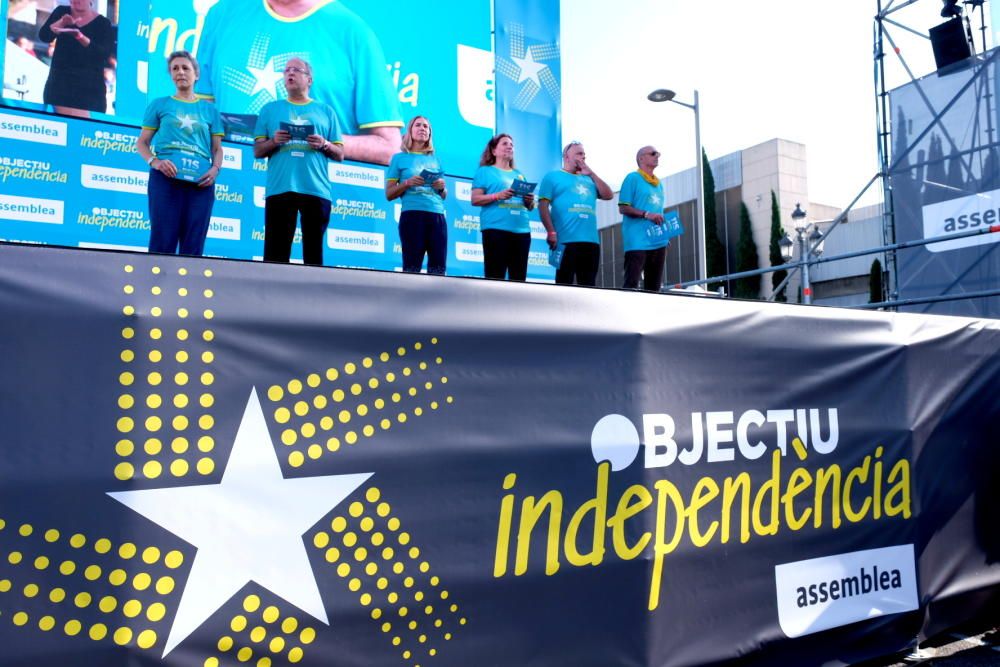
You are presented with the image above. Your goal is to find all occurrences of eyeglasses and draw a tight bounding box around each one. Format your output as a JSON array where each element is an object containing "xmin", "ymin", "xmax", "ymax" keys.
[{"xmin": 284, "ymin": 65, "xmax": 308, "ymax": 75}]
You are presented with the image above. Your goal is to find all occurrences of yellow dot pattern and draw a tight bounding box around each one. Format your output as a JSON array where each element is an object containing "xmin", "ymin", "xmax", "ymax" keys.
[
  {"xmin": 0, "ymin": 518, "xmax": 184, "ymax": 650},
  {"xmin": 316, "ymin": 486, "xmax": 465, "ymax": 662},
  {"xmin": 117, "ymin": 263, "xmax": 218, "ymax": 481},
  {"xmin": 263, "ymin": 340, "xmax": 454, "ymax": 468},
  {"xmin": 203, "ymin": 594, "xmax": 315, "ymax": 667}
]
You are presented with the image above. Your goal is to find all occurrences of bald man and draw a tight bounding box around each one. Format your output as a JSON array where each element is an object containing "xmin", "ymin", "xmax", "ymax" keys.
[{"xmin": 618, "ymin": 146, "xmax": 669, "ymax": 291}]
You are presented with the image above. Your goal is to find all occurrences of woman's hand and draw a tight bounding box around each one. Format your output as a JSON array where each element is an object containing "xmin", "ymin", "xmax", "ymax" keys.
[
  {"xmin": 197, "ymin": 165, "xmax": 220, "ymax": 188},
  {"xmin": 432, "ymin": 178, "xmax": 446, "ymax": 192},
  {"xmin": 51, "ymin": 14, "xmax": 76, "ymax": 32},
  {"xmin": 495, "ymin": 188, "xmax": 514, "ymax": 201},
  {"xmin": 406, "ymin": 175, "xmax": 425, "ymax": 188},
  {"xmin": 523, "ymin": 193, "xmax": 535, "ymax": 210},
  {"xmin": 153, "ymin": 158, "xmax": 178, "ymax": 179}
]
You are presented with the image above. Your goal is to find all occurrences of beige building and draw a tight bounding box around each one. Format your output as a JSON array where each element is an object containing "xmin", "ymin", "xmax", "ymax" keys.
[{"xmin": 597, "ymin": 138, "xmax": 881, "ymax": 305}]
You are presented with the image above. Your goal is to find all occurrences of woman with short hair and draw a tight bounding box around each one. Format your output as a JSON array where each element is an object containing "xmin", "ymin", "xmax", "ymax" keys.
[{"xmin": 135, "ymin": 51, "xmax": 224, "ymax": 256}]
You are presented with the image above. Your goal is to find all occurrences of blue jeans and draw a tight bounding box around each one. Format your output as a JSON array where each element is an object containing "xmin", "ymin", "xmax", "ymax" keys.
[
  {"xmin": 147, "ymin": 169, "xmax": 216, "ymax": 256},
  {"xmin": 399, "ymin": 210, "xmax": 447, "ymax": 275}
]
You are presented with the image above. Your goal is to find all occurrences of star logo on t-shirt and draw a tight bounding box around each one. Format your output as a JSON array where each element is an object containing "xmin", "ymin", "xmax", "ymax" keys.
[
  {"xmin": 289, "ymin": 113, "xmax": 311, "ymax": 126},
  {"xmin": 575, "ymin": 183, "xmax": 592, "ymax": 197},
  {"xmin": 650, "ymin": 193, "xmax": 662, "ymax": 207},
  {"xmin": 176, "ymin": 113, "xmax": 199, "ymax": 133}
]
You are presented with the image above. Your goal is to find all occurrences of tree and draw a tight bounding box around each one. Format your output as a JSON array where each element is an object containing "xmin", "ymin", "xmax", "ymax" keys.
[
  {"xmin": 732, "ymin": 203, "xmax": 760, "ymax": 299},
  {"xmin": 869, "ymin": 258, "xmax": 884, "ymax": 304},
  {"xmin": 702, "ymin": 149, "xmax": 727, "ymax": 293},
  {"xmin": 768, "ymin": 191, "xmax": 788, "ymax": 302}
]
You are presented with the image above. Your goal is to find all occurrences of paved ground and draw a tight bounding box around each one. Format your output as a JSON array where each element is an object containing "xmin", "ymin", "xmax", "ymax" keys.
[{"xmin": 855, "ymin": 617, "xmax": 1000, "ymax": 666}]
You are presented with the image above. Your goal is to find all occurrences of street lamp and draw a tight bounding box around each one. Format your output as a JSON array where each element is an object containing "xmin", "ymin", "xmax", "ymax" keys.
[
  {"xmin": 779, "ymin": 203, "xmax": 825, "ymax": 304},
  {"xmin": 648, "ymin": 88, "xmax": 706, "ymax": 283}
]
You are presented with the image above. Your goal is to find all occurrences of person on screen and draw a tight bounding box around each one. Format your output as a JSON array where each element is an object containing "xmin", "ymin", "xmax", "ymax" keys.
[
  {"xmin": 253, "ymin": 57, "xmax": 345, "ymax": 266},
  {"xmin": 538, "ymin": 141, "xmax": 614, "ymax": 286},
  {"xmin": 618, "ymin": 146, "xmax": 670, "ymax": 292},
  {"xmin": 471, "ymin": 134, "xmax": 536, "ymax": 281},
  {"xmin": 385, "ymin": 116, "xmax": 448, "ymax": 275},
  {"xmin": 37, "ymin": 0, "xmax": 116, "ymax": 116},
  {"xmin": 195, "ymin": 0, "xmax": 403, "ymax": 164},
  {"xmin": 136, "ymin": 51, "xmax": 224, "ymax": 257}
]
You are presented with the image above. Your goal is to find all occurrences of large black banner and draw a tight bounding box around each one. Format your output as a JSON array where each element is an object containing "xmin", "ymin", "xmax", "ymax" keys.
[{"xmin": 0, "ymin": 242, "xmax": 998, "ymax": 666}]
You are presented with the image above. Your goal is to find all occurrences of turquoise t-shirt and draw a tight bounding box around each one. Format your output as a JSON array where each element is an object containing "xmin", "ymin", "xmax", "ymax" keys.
[
  {"xmin": 386, "ymin": 152, "xmax": 446, "ymax": 214},
  {"xmin": 472, "ymin": 166, "xmax": 531, "ymax": 234},
  {"xmin": 196, "ymin": 0, "xmax": 403, "ymax": 134},
  {"xmin": 538, "ymin": 170, "xmax": 599, "ymax": 244},
  {"xmin": 254, "ymin": 99, "xmax": 343, "ymax": 201},
  {"xmin": 619, "ymin": 170, "xmax": 669, "ymax": 251},
  {"xmin": 141, "ymin": 96, "xmax": 223, "ymax": 163}
]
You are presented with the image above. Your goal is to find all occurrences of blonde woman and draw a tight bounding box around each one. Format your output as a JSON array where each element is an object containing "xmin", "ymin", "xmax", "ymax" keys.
[
  {"xmin": 38, "ymin": 0, "xmax": 115, "ymax": 115},
  {"xmin": 385, "ymin": 116, "xmax": 448, "ymax": 274}
]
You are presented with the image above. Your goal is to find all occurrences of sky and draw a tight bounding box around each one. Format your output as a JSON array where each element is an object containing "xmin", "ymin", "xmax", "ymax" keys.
[{"xmin": 560, "ymin": 0, "xmax": 964, "ymax": 209}]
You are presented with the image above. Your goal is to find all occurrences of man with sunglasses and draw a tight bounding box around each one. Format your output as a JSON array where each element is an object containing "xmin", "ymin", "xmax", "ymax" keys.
[
  {"xmin": 539, "ymin": 141, "xmax": 614, "ymax": 286},
  {"xmin": 254, "ymin": 58, "xmax": 344, "ymax": 266},
  {"xmin": 618, "ymin": 146, "xmax": 669, "ymax": 291}
]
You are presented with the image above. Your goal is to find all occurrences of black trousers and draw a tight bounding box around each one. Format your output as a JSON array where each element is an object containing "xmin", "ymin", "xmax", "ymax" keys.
[
  {"xmin": 623, "ymin": 246, "xmax": 668, "ymax": 292},
  {"xmin": 263, "ymin": 192, "xmax": 331, "ymax": 266},
  {"xmin": 555, "ymin": 242, "xmax": 600, "ymax": 286},
  {"xmin": 482, "ymin": 229, "xmax": 531, "ymax": 281},
  {"xmin": 399, "ymin": 210, "xmax": 447, "ymax": 275}
]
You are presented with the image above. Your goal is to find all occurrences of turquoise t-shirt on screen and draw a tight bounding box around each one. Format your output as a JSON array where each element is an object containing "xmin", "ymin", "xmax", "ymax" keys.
[
  {"xmin": 472, "ymin": 166, "xmax": 531, "ymax": 233},
  {"xmin": 254, "ymin": 99, "xmax": 343, "ymax": 201},
  {"xmin": 386, "ymin": 152, "xmax": 446, "ymax": 214},
  {"xmin": 195, "ymin": 0, "xmax": 403, "ymax": 134},
  {"xmin": 538, "ymin": 170, "xmax": 599, "ymax": 244},
  {"xmin": 619, "ymin": 170, "xmax": 669, "ymax": 251},
  {"xmin": 142, "ymin": 96, "xmax": 224, "ymax": 163}
]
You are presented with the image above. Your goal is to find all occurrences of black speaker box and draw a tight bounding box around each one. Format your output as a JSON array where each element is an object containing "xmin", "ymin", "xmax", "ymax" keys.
[{"xmin": 930, "ymin": 18, "xmax": 972, "ymax": 71}]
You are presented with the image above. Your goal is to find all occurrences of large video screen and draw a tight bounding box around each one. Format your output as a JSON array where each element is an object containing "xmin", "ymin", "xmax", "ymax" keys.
[
  {"xmin": 1, "ymin": 0, "xmax": 562, "ymax": 281},
  {"xmin": 3, "ymin": 0, "xmax": 495, "ymax": 174}
]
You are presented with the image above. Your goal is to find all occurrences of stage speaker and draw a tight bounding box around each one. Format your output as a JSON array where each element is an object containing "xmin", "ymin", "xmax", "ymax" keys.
[{"xmin": 930, "ymin": 18, "xmax": 972, "ymax": 71}]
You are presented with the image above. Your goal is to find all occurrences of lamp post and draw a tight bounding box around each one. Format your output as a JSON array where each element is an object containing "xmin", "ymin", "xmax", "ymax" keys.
[
  {"xmin": 779, "ymin": 203, "xmax": 825, "ymax": 304},
  {"xmin": 648, "ymin": 88, "xmax": 706, "ymax": 283}
]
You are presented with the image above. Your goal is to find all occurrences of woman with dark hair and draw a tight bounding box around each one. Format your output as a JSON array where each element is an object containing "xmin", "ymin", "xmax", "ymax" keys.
[
  {"xmin": 385, "ymin": 116, "xmax": 448, "ymax": 274},
  {"xmin": 471, "ymin": 134, "xmax": 535, "ymax": 281},
  {"xmin": 135, "ymin": 51, "xmax": 224, "ymax": 256},
  {"xmin": 38, "ymin": 0, "xmax": 116, "ymax": 115}
]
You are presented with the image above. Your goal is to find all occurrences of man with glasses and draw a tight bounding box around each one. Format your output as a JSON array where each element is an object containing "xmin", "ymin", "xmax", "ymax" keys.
[
  {"xmin": 618, "ymin": 145, "xmax": 670, "ymax": 291},
  {"xmin": 253, "ymin": 57, "xmax": 344, "ymax": 266},
  {"xmin": 539, "ymin": 141, "xmax": 614, "ymax": 286}
]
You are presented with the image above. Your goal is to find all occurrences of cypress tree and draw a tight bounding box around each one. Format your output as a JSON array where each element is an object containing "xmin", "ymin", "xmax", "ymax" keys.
[
  {"xmin": 869, "ymin": 258, "xmax": 884, "ymax": 304},
  {"xmin": 768, "ymin": 191, "xmax": 788, "ymax": 301},
  {"xmin": 702, "ymin": 149, "xmax": 727, "ymax": 292},
  {"xmin": 733, "ymin": 202, "xmax": 761, "ymax": 299}
]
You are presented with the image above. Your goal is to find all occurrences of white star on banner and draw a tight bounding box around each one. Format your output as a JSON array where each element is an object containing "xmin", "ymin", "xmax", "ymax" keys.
[
  {"xmin": 108, "ymin": 388, "xmax": 372, "ymax": 656},
  {"xmin": 246, "ymin": 57, "xmax": 284, "ymax": 99},
  {"xmin": 511, "ymin": 47, "xmax": 547, "ymax": 87}
]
